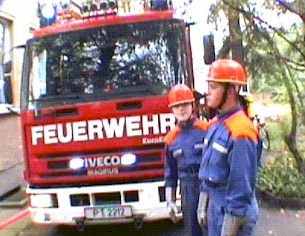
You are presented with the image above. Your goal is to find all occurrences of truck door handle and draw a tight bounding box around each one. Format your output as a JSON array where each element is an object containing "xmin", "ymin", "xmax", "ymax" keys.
[
  {"xmin": 54, "ymin": 108, "xmax": 78, "ymax": 117},
  {"xmin": 117, "ymin": 101, "xmax": 142, "ymax": 111},
  {"xmin": 36, "ymin": 107, "xmax": 78, "ymax": 119}
]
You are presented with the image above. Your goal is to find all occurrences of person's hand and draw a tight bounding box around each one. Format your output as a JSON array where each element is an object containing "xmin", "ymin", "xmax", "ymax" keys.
[
  {"xmin": 221, "ymin": 214, "xmax": 245, "ymax": 236},
  {"xmin": 167, "ymin": 201, "xmax": 179, "ymax": 223},
  {"xmin": 197, "ymin": 192, "xmax": 208, "ymax": 227},
  {"xmin": 165, "ymin": 187, "xmax": 178, "ymax": 223}
]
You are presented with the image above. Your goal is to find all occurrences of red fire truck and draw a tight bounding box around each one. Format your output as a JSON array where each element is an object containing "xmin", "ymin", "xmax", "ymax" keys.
[{"xmin": 20, "ymin": 0, "xmax": 197, "ymax": 229}]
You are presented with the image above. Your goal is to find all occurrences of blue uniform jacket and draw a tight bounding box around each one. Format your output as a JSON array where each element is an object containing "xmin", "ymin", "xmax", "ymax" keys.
[
  {"xmin": 199, "ymin": 108, "xmax": 261, "ymax": 217},
  {"xmin": 164, "ymin": 118, "xmax": 208, "ymax": 188}
]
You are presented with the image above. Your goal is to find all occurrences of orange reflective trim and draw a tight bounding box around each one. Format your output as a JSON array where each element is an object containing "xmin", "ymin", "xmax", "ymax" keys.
[
  {"xmin": 164, "ymin": 126, "xmax": 181, "ymax": 145},
  {"xmin": 224, "ymin": 110, "xmax": 258, "ymax": 141},
  {"xmin": 194, "ymin": 120, "xmax": 209, "ymax": 131}
]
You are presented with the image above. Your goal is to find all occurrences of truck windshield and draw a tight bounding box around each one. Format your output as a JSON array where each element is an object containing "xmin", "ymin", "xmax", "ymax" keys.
[{"xmin": 23, "ymin": 20, "xmax": 189, "ymax": 109}]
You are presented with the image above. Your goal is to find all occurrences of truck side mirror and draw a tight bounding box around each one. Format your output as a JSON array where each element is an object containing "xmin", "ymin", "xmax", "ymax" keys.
[
  {"xmin": 2, "ymin": 60, "xmax": 12, "ymax": 74},
  {"xmin": 203, "ymin": 34, "xmax": 215, "ymax": 65}
]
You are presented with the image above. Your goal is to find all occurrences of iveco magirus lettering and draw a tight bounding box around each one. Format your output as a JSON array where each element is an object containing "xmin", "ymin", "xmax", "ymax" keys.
[
  {"xmin": 20, "ymin": 0, "xmax": 193, "ymax": 229},
  {"xmin": 85, "ymin": 156, "xmax": 121, "ymax": 168},
  {"xmin": 31, "ymin": 113, "xmax": 175, "ymax": 145}
]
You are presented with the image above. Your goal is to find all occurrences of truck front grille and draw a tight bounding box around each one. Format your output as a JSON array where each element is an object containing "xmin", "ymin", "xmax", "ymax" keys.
[{"xmin": 34, "ymin": 148, "xmax": 165, "ymax": 185}]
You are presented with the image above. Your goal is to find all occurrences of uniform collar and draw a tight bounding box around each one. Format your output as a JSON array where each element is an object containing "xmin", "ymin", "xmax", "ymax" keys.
[
  {"xmin": 217, "ymin": 106, "xmax": 242, "ymax": 121},
  {"xmin": 178, "ymin": 117, "xmax": 196, "ymax": 130}
]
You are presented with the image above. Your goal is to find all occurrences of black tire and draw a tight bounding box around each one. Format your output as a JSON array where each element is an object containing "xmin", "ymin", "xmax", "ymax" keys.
[{"xmin": 259, "ymin": 127, "xmax": 270, "ymax": 150}]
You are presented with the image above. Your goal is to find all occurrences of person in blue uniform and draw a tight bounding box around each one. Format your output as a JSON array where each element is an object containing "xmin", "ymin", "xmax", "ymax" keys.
[
  {"xmin": 164, "ymin": 84, "xmax": 208, "ymax": 236},
  {"xmin": 197, "ymin": 59, "xmax": 262, "ymax": 236}
]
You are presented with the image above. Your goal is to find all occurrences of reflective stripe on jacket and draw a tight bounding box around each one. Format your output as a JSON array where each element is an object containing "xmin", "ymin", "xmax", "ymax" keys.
[
  {"xmin": 199, "ymin": 108, "xmax": 260, "ymax": 217},
  {"xmin": 164, "ymin": 118, "xmax": 208, "ymax": 188}
]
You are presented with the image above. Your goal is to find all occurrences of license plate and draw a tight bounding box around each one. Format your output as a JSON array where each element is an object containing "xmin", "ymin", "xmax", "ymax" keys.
[{"xmin": 84, "ymin": 205, "xmax": 132, "ymax": 219}]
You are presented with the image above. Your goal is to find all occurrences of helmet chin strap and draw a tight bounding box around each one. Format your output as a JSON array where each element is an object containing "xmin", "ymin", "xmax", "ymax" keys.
[
  {"xmin": 216, "ymin": 84, "xmax": 241, "ymax": 111},
  {"xmin": 216, "ymin": 83, "xmax": 230, "ymax": 110},
  {"xmin": 234, "ymin": 85, "xmax": 241, "ymax": 94}
]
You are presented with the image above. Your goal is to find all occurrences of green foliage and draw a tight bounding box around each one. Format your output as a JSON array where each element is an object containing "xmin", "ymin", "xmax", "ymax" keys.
[
  {"xmin": 258, "ymin": 155, "xmax": 305, "ymax": 198},
  {"xmin": 258, "ymin": 118, "xmax": 305, "ymax": 198},
  {"xmin": 265, "ymin": 120, "xmax": 287, "ymax": 151}
]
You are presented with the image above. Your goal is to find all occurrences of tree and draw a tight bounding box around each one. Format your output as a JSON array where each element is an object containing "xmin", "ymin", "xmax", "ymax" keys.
[{"xmin": 208, "ymin": 0, "xmax": 305, "ymax": 173}]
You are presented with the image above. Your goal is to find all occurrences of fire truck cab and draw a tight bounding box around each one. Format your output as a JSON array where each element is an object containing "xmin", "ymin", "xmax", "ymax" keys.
[{"xmin": 19, "ymin": 0, "xmax": 202, "ymax": 229}]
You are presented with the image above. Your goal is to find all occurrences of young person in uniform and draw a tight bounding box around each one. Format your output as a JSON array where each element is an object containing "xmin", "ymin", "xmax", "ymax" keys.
[
  {"xmin": 197, "ymin": 59, "xmax": 262, "ymax": 236},
  {"xmin": 164, "ymin": 84, "xmax": 208, "ymax": 236}
]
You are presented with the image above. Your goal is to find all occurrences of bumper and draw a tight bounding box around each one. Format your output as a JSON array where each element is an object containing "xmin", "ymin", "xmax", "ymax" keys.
[{"xmin": 26, "ymin": 181, "xmax": 182, "ymax": 226}]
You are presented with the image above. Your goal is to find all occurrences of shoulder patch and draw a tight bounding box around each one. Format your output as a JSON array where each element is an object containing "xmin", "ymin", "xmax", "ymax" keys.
[
  {"xmin": 194, "ymin": 119, "xmax": 209, "ymax": 131},
  {"xmin": 164, "ymin": 126, "xmax": 181, "ymax": 145},
  {"xmin": 224, "ymin": 110, "xmax": 258, "ymax": 141}
]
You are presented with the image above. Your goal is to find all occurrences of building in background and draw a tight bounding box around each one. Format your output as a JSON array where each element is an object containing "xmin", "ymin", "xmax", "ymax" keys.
[
  {"xmin": 0, "ymin": 0, "xmax": 39, "ymax": 197},
  {"xmin": 0, "ymin": 0, "xmax": 39, "ymax": 109}
]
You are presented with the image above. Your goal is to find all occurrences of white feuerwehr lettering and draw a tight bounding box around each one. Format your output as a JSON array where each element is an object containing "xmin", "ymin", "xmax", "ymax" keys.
[
  {"xmin": 87, "ymin": 120, "xmax": 103, "ymax": 140},
  {"xmin": 126, "ymin": 116, "xmax": 141, "ymax": 136},
  {"xmin": 142, "ymin": 114, "xmax": 159, "ymax": 135},
  {"xmin": 31, "ymin": 126, "xmax": 43, "ymax": 145},
  {"xmin": 57, "ymin": 123, "xmax": 72, "ymax": 143},
  {"xmin": 159, "ymin": 113, "xmax": 175, "ymax": 134},
  {"xmin": 73, "ymin": 121, "xmax": 88, "ymax": 142},
  {"xmin": 44, "ymin": 124, "xmax": 57, "ymax": 144},
  {"xmin": 31, "ymin": 113, "xmax": 175, "ymax": 145},
  {"xmin": 103, "ymin": 117, "xmax": 125, "ymax": 138}
]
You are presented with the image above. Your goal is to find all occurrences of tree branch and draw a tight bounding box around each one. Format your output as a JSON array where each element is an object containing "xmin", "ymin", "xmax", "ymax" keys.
[
  {"xmin": 276, "ymin": 0, "xmax": 305, "ymax": 22},
  {"xmin": 222, "ymin": 0, "xmax": 305, "ymax": 63}
]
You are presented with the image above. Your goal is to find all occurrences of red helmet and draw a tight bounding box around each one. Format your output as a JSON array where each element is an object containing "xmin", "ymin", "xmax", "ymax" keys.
[
  {"xmin": 168, "ymin": 84, "xmax": 195, "ymax": 107},
  {"xmin": 207, "ymin": 59, "xmax": 247, "ymax": 85}
]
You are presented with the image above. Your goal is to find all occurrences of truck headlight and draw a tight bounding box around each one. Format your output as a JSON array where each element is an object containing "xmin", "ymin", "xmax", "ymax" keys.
[
  {"xmin": 29, "ymin": 194, "xmax": 58, "ymax": 208},
  {"xmin": 69, "ymin": 158, "xmax": 85, "ymax": 169},
  {"xmin": 121, "ymin": 153, "xmax": 136, "ymax": 165}
]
